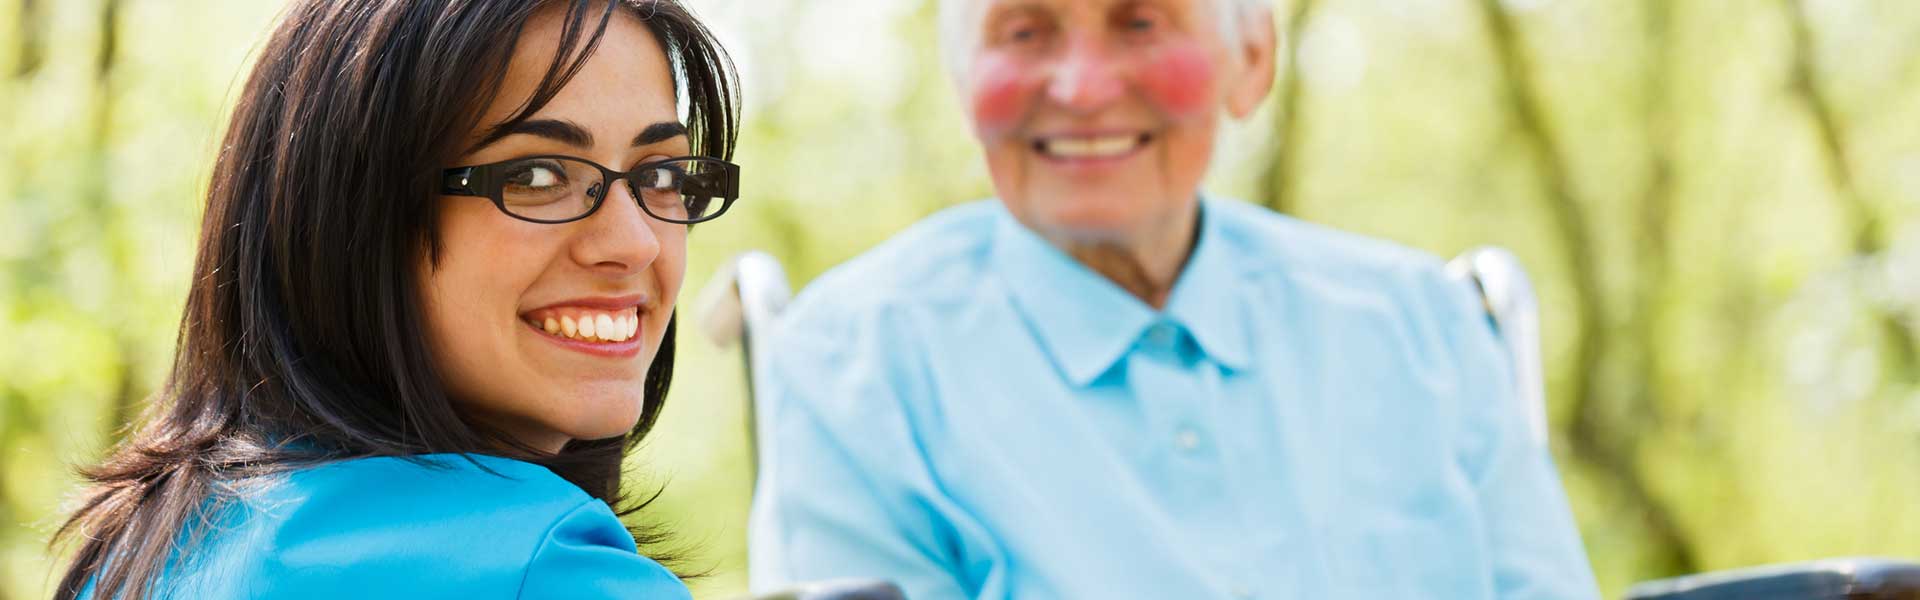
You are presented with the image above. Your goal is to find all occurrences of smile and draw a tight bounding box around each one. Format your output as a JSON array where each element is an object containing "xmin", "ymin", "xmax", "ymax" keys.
[
  {"xmin": 522, "ymin": 306, "xmax": 641, "ymax": 343},
  {"xmin": 1033, "ymin": 132, "xmax": 1151, "ymax": 159}
]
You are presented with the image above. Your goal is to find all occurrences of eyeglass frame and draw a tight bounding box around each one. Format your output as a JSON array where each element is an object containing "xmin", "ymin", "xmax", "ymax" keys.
[{"xmin": 440, "ymin": 155, "xmax": 741, "ymax": 225}]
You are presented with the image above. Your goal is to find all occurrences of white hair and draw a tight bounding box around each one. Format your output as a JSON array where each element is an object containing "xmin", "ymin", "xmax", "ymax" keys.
[{"xmin": 937, "ymin": 0, "xmax": 1274, "ymax": 84}]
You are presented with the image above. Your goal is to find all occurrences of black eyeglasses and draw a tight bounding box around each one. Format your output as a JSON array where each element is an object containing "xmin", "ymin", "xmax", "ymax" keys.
[{"xmin": 441, "ymin": 155, "xmax": 740, "ymax": 224}]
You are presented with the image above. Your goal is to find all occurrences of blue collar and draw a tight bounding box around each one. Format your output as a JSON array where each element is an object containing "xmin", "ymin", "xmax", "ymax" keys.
[{"xmin": 993, "ymin": 200, "xmax": 1252, "ymax": 387}]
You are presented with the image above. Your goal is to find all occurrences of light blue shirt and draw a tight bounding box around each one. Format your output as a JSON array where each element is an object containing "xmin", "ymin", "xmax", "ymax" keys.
[
  {"xmin": 80, "ymin": 454, "xmax": 689, "ymax": 600},
  {"xmin": 748, "ymin": 198, "xmax": 1599, "ymax": 599}
]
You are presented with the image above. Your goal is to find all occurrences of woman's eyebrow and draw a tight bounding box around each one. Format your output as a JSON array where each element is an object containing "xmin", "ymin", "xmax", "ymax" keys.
[
  {"xmin": 495, "ymin": 119, "xmax": 685, "ymax": 149},
  {"xmin": 633, "ymin": 122, "xmax": 688, "ymax": 147},
  {"xmin": 505, "ymin": 119, "xmax": 594, "ymax": 147}
]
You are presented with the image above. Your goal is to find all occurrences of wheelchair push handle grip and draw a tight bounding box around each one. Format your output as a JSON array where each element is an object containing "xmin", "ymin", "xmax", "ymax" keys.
[
  {"xmin": 744, "ymin": 578, "xmax": 907, "ymax": 600},
  {"xmin": 1623, "ymin": 557, "xmax": 1920, "ymax": 599}
]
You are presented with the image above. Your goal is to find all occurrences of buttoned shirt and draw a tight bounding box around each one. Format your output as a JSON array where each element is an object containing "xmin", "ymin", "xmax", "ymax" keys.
[{"xmin": 748, "ymin": 198, "xmax": 1599, "ymax": 599}]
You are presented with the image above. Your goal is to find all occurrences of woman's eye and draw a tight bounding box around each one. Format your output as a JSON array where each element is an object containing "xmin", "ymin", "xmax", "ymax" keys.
[
  {"xmin": 641, "ymin": 166, "xmax": 682, "ymax": 191},
  {"xmin": 505, "ymin": 161, "xmax": 567, "ymax": 189}
]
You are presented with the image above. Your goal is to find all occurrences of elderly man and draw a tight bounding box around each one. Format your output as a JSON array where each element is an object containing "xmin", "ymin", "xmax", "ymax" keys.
[{"xmin": 747, "ymin": 0, "xmax": 1600, "ymax": 598}]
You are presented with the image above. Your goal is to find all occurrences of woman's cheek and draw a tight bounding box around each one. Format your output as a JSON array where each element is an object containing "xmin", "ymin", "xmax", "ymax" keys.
[
  {"xmin": 969, "ymin": 52, "xmax": 1038, "ymax": 140},
  {"xmin": 1137, "ymin": 40, "xmax": 1216, "ymax": 121}
]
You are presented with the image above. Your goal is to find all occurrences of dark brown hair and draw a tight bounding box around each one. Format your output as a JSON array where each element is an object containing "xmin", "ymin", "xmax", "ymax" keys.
[{"xmin": 51, "ymin": 1, "xmax": 738, "ymax": 598}]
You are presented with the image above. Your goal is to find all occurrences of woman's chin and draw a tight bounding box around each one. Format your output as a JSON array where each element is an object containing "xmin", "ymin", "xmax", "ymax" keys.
[{"xmin": 553, "ymin": 390, "xmax": 647, "ymax": 441}]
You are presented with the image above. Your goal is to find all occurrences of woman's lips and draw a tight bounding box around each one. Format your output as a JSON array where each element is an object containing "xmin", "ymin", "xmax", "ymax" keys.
[
  {"xmin": 519, "ymin": 299, "xmax": 649, "ymax": 358},
  {"xmin": 522, "ymin": 315, "xmax": 645, "ymax": 358}
]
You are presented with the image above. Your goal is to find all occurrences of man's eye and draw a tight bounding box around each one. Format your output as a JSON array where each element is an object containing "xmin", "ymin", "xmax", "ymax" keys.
[
  {"xmin": 1119, "ymin": 7, "xmax": 1166, "ymax": 34},
  {"xmin": 996, "ymin": 15, "xmax": 1049, "ymax": 44}
]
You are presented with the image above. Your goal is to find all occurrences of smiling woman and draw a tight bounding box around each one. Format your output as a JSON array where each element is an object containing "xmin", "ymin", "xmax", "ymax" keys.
[{"xmin": 48, "ymin": 1, "xmax": 739, "ymax": 599}]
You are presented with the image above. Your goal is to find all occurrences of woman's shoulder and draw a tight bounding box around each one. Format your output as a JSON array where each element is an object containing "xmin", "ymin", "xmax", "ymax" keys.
[
  {"xmin": 283, "ymin": 453, "xmax": 589, "ymax": 513},
  {"xmin": 167, "ymin": 454, "xmax": 688, "ymax": 599}
]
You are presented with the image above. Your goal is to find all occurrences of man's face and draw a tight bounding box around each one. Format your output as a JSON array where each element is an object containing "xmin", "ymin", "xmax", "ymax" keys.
[{"xmin": 959, "ymin": 0, "xmax": 1271, "ymax": 244}]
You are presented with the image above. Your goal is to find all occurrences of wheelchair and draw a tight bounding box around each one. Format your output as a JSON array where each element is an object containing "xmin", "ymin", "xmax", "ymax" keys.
[{"xmin": 696, "ymin": 247, "xmax": 1920, "ymax": 600}]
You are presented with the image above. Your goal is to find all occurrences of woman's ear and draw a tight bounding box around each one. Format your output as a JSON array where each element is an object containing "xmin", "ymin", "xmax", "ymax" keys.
[{"xmin": 1225, "ymin": 8, "xmax": 1278, "ymax": 120}]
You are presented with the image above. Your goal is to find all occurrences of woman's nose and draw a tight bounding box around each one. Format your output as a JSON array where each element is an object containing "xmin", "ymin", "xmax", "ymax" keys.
[{"xmin": 571, "ymin": 178, "xmax": 662, "ymax": 274}]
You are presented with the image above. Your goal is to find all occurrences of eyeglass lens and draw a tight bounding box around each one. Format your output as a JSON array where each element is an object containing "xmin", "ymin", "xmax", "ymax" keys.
[{"xmin": 496, "ymin": 157, "xmax": 722, "ymax": 222}]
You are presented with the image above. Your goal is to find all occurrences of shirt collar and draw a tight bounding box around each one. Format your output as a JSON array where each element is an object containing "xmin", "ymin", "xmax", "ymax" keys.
[
  {"xmin": 1163, "ymin": 200, "xmax": 1252, "ymax": 370},
  {"xmin": 993, "ymin": 199, "xmax": 1252, "ymax": 387}
]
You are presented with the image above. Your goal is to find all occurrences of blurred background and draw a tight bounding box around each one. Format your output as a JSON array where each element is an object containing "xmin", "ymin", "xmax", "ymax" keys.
[{"xmin": 2, "ymin": 0, "xmax": 1918, "ymax": 597}]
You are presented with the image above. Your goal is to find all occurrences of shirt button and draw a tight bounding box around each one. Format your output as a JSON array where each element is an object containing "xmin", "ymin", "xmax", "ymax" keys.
[
  {"xmin": 1174, "ymin": 427, "xmax": 1201, "ymax": 451},
  {"xmin": 1146, "ymin": 322, "xmax": 1177, "ymax": 348}
]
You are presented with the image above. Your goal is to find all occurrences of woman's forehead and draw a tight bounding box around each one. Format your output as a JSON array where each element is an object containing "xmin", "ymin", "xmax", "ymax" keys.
[{"xmin": 481, "ymin": 7, "xmax": 679, "ymax": 143}]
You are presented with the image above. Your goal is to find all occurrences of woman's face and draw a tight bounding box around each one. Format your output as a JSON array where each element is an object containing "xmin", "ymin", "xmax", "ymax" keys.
[{"xmin": 420, "ymin": 7, "xmax": 688, "ymax": 453}]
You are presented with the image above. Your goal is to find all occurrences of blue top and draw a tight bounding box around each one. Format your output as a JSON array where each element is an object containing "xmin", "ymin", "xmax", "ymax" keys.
[
  {"xmin": 80, "ymin": 454, "xmax": 689, "ymax": 600},
  {"xmin": 748, "ymin": 199, "xmax": 1600, "ymax": 599}
]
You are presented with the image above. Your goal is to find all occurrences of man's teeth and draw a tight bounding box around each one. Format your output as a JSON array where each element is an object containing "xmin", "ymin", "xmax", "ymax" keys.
[
  {"xmin": 536, "ymin": 311, "xmax": 640, "ymax": 343},
  {"xmin": 1043, "ymin": 134, "xmax": 1142, "ymax": 158}
]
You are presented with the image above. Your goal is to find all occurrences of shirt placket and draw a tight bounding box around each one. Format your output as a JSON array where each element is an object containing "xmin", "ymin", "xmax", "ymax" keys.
[{"xmin": 1129, "ymin": 320, "xmax": 1249, "ymax": 596}]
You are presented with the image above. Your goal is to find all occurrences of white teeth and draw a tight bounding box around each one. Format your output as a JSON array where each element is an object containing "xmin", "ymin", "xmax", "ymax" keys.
[
  {"xmin": 1043, "ymin": 134, "xmax": 1140, "ymax": 158},
  {"xmin": 1049, "ymin": 138, "xmax": 1094, "ymax": 155},
  {"xmin": 1091, "ymin": 135, "xmax": 1136, "ymax": 154},
  {"xmin": 534, "ymin": 310, "xmax": 641, "ymax": 343}
]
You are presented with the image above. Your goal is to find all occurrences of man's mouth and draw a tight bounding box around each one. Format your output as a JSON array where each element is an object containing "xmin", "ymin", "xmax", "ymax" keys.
[
  {"xmin": 1032, "ymin": 132, "xmax": 1152, "ymax": 159},
  {"xmin": 521, "ymin": 306, "xmax": 641, "ymax": 343}
]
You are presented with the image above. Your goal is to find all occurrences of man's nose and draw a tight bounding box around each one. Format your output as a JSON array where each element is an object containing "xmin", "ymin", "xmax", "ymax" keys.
[{"xmin": 1045, "ymin": 39, "xmax": 1126, "ymax": 111}]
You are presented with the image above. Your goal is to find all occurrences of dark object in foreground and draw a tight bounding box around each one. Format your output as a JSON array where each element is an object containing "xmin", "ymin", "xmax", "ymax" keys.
[
  {"xmin": 749, "ymin": 579, "xmax": 907, "ymax": 600},
  {"xmin": 1625, "ymin": 557, "xmax": 1920, "ymax": 599}
]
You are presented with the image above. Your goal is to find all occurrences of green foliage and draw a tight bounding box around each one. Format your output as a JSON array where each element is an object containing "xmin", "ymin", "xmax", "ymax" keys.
[{"xmin": 4, "ymin": 0, "xmax": 1919, "ymax": 598}]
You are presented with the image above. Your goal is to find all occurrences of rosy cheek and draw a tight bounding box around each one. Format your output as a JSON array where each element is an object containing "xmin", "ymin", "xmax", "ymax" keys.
[
  {"xmin": 969, "ymin": 53, "xmax": 1040, "ymax": 139},
  {"xmin": 1137, "ymin": 41, "xmax": 1216, "ymax": 120}
]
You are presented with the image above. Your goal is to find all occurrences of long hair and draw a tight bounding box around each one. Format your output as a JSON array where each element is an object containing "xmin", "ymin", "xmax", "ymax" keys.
[{"xmin": 51, "ymin": 1, "xmax": 738, "ymax": 598}]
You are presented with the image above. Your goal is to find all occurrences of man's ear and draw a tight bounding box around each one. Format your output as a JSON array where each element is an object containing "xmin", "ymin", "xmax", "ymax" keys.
[{"xmin": 1225, "ymin": 8, "xmax": 1278, "ymax": 119}]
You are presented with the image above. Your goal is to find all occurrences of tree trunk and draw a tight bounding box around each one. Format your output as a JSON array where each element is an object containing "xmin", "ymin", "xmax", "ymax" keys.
[
  {"xmin": 1259, "ymin": 0, "xmax": 1319, "ymax": 215},
  {"xmin": 1474, "ymin": 0, "xmax": 1700, "ymax": 577},
  {"xmin": 91, "ymin": 0, "xmax": 146, "ymax": 439},
  {"xmin": 1780, "ymin": 0, "xmax": 1916, "ymax": 384},
  {"xmin": 12, "ymin": 0, "xmax": 44, "ymax": 79}
]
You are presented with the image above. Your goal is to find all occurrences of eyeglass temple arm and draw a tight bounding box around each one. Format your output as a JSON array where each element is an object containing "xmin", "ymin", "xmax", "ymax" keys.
[
  {"xmin": 681, "ymin": 160, "xmax": 740, "ymax": 200},
  {"xmin": 442, "ymin": 167, "xmax": 481, "ymax": 196}
]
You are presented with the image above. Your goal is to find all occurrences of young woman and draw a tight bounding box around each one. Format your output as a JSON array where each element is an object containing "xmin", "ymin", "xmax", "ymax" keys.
[{"xmin": 52, "ymin": 1, "xmax": 738, "ymax": 598}]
